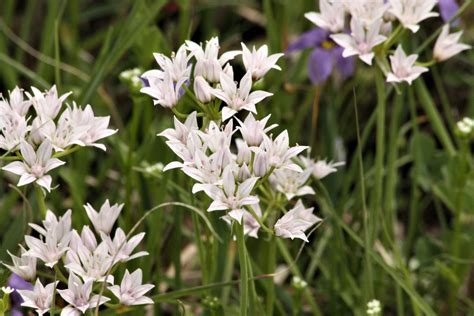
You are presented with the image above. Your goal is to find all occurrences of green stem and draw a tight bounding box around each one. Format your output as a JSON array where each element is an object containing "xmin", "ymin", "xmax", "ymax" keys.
[
  {"xmin": 373, "ymin": 69, "xmax": 386, "ymax": 244},
  {"xmin": 235, "ymin": 222, "xmax": 248, "ymax": 316},
  {"xmin": 265, "ymin": 235, "xmax": 276, "ymax": 316},
  {"xmin": 414, "ymin": 79, "xmax": 455, "ymax": 155},
  {"xmin": 191, "ymin": 212, "xmax": 209, "ymax": 284},
  {"xmin": 353, "ymin": 90, "xmax": 374, "ymax": 300},
  {"xmin": 52, "ymin": 145, "xmax": 80, "ymax": 158},
  {"xmin": 34, "ymin": 185, "xmax": 47, "ymax": 218},
  {"xmin": 276, "ymin": 239, "xmax": 323, "ymax": 316},
  {"xmin": 449, "ymin": 141, "xmax": 468, "ymax": 313},
  {"xmin": 383, "ymin": 24, "xmax": 403, "ymax": 51}
]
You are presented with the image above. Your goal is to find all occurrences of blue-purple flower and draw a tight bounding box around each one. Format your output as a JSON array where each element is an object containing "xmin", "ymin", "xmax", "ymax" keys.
[
  {"xmin": 7, "ymin": 273, "xmax": 34, "ymax": 316},
  {"xmin": 439, "ymin": 0, "xmax": 460, "ymax": 23},
  {"xmin": 287, "ymin": 28, "xmax": 354, "ymax": 85}
]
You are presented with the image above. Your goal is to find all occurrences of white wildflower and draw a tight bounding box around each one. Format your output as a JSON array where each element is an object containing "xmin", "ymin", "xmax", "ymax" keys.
[
  {"xmin": 241, "ymin": 43, "xmax": 283, "ymax": 80},
  {"xmin": 300, "ymin": 157, "xmax": 345, "ymax": 179},
  {"xmin": 84, "ymin": 200, "xmax": 123, "ymax": 235},
  {"xmin": 389, "ymin": 0, "xmax": 438, "ymax": 33},
  {"xmin": 433, "ymin": 24, "xmax": 471, "ymax": 62},
  {"xmin": 387, "ymin": 45, "xmax": 428, "ymax": 85},
  {"xmin": 331, "ymin": 18, "xmax": 387, "ymax": 66},
  {"xmin": 304, "ymin": 0, "xmax": 346, "ymax": 33},
  {"xmin": 212, "ymin": 71, "xmax": 272, "ymax": 121},
  {"xmin": 58, "ymin": 272, "xmax": 110, "ymax": 315},
  {"xmin": 4, "ymin": 245, "xmax": 37, "ymax": 281},
  {"xmin": 108, "ymin": 269, "xmax": 154, "ymax": 306},
  {"xmin": 2, "ymin": 140, "xmax": 65, "ymax": 192},
  {"xmin": 274, "ymin": 200, "xmax": 322, "ymax": 242},
  {"xmin": 17, "ymin": 279, "xmax": 57, "ymax": 316}
]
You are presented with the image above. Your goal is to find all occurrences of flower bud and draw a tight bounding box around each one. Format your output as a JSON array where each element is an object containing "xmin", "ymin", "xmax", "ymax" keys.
[
  {"xmin": 236, "ymin": 139, "xmax": 251, "ymax": 165},
  {"xmin": 253, "ymin": 151, "xmax": 268, "ymax": 177},
  {"xmin": 193, "ymin": 76, "xmax": 213, "ymax": 103},
  {"xmin": 238, "ymin": 163, "xmax": 251, "ymax": 182}
]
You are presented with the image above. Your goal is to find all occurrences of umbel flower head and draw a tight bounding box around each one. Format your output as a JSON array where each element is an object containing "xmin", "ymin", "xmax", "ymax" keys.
[
  {"xmin": 0, "ymin": 85, "xmax": 117, "ymax": 193},
  {"xmin": 6, "ymin": 200, "xmax": 154, "ymax": 315},
  {"xmin": 141, "ymin": 36, "xmax": 329, "ymax": 242}
]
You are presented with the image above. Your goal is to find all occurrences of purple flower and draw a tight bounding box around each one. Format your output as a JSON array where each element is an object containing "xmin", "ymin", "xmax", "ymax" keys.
[
  {"xmin": 287, "ymin": 28, "xmax": 354, "ymax": 84},
  {"xmin": 7, "ymin": 273, "xmax": 34, "ymax": 316},
  {"xmin": 439, "ymin": 0, "xmax": 460, "ymax": 25}
]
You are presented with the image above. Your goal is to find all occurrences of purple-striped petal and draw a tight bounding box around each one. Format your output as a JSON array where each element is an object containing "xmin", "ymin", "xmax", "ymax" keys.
[
  {"xmin": 287, "ymin": 28, "xmax": 328, "ymax": 52},
  {"xmin": 308, "ymin": 47, "xmax": 335, "ymax": 84}
]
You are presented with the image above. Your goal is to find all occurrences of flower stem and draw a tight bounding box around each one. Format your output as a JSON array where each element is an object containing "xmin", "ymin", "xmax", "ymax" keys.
[
  {"xmin": 235, "ymin": 222, "xmax": 248, "ymax": 316},
  {"xmin": 372, "ymin": 69, "xmax": 386, "ymax": 243},
  {"xmin": 265, "ymin": 234, "xmax": 276, "ymax": 316},
  {"xmin": 414, "ymin": 79, "xmax": 455, "ymax": 155},
  {"xmin": 34, "ymin": 185, "xmax": 47, "ymax": 218},
  {"xmin": 353, "ymin": 89, "xmax": 374, "ymax": 301}
]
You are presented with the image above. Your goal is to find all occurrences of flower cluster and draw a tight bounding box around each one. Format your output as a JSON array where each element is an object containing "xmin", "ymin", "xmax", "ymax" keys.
[
  {"xmin": 290, "ymin": 0, "xmax": 470, "ymax": 85},
  {"xmin": 0, "ymin": 86, "xmax": 117, "ymax": 192},
  {"xmin": 3, "ymin": 200, "xmax": 153, "ymax": 315},
  {"xmin": 141, "ymin": 38, "xmax": 342, "ymax": 241},
  {"xmin": 367, "ymin": 299, "xmax": 382, "ymax": 315}
]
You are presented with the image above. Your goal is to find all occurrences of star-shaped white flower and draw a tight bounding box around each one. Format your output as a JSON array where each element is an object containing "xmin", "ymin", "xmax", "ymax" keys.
[
  {"xmin": 304, "ymin": 0, "xmax": 346, "ymax": 33},
  {"xmin": 149, "ymin": 45, "xmax": 192, "ymax": 83},
  {"xmin": 185, "ymin": 37, "xmax": 241, "ymax": 83},
  {"xmin": 270, "ymin": 169, "xmax": 315, "ymax": 201},
  {"xmin": 344, "ymin": 0, "xmax": 389, "ymax": 27},
  {"xmin": 434, "ymin": 24, "xmax": 471, "ymax": 62},
  {"xmin": 389, "ymin": 0, "xmax": 438, "ymax": 33},
  {"xmin": 100, "ymin": 228, "xmax": 149, "ymax": 264},
  {"xmin": 236, "ymin": 113, "xmax": 277, "ymax": 147},
  {"xmin": 274, "ymin": 200, "xmax": 322, "ymax": 242},
  {"xmin": 2, "ymin": 140, "xmax": 65, "ymax": 192},
  {"xmin": 58, "ymin": 272, "xmax": 110, "ymax": 315},
  {"xmin": 202, "ymin": 165, "xmax": 259, "ymax": 224},
  {"xmin": 108, "ymin": 269, "xmax": 154, "ymax": 306},
  {"xmin": 386, "ymin": 45, "xmax": 428, "ymax": 85},
  {"xmin": 26, "ymin": 210, "xmax": 72, "ymax": 267},
  {"xmin": 331, "ymin": 18, "xmax": 387, "ymax": 65},
  {"xmin": 62, "ymin": 103, "xmax": 117, "ymax": 151},
  {"xmin": 4, "ymin": 245, "xmax": 37, "ymax": 281},
  {"xmin": 300, "ymin": 157, "xmax": 345, "ymax": 179},
  {"xmin": 0, "ymin": 111, "xmax": 29, "ymax": 151},
  {"xmin": 27, "ymin": 85, "xmax": 71, "ymax": 120},
  {"xmin": 65, "ymin": 231, "xmax": 114, "ymax": 284},
  {"xmin": 241, "ymin": 43, "xmax": 283, "ymax": 80},
  {"xmin": 257, "ymin": 130, "xmax": 308, "ymax": 172},
  {"xmin": 84, "ymin": 200, "xmax": 123, "ymax": 235},
  {"xmin": 141, "ymin": 72, "xmax": 187, "ymax": 109},
  {"xmin": 17, "ymin": 279, "xmax": 57, "ymax": 316},
  {"xmin": 0, "ymin": 86, "xmax": 31, "ymax": 116},
  {"xmin": 212, "ymin": 71, "xmax": 272, "ymax": 121}
]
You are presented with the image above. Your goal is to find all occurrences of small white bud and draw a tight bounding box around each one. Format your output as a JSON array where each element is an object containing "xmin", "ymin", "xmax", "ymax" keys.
[
  {"xmin": 238, "ymin": 163, "xmax": 251, "ymax": 182},
  {"xmin": 193, "ymin": 76, "xmax": 213, "ymax": 103},
  {"xmin": 236, "ymin": 139, "xmax": 252, "ymax": 165},
  {"xmin": 253, "ymin": 152, "xmax": 269, "ymax": 177}
]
